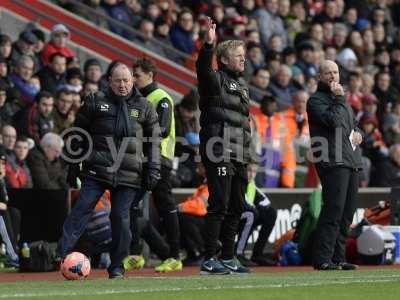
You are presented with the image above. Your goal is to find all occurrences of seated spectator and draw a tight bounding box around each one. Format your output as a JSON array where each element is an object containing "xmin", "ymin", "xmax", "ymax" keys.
[
  {"xmin": 2, "ymin": 125, "xmax": 17, "ymax": 155},
  {"xmin": 175, "ymin": 89, "xmax": 199, "ymax": 157},
  {"xmin": 154, "ymin": 17, "xmax": 180, "ymax": 62},
  {"xmin": 370, "ymin": 143, "xmax": 400, "ymax": 187},
  {"xmin": 70, "ymin": 90, "xmax": 82, "ymax": 114},
  {"xmin": 36, "ymin": 53, "xmax": 67, "ymax": 94},
  {"xmin": 236, "ymin": 163, "xmax": 277, "ymax": 267},
  {"xmin": 101, "ymin": 0, "xmax": 134, "ymax": 40},
  {"xmin": 252, "ymin": 0, "xmax": 288, "ymax": 49},
  {"xmin": 243, "ymin": 42, "xmax": 265, "ymax": 81},
  {"xmin": 268, "ymin": 64, "xmax": 298, "ymax": 110},
  {"xmin": 178, "ymin": 162, "xmax": 207, "ymax": 265},
  {"xmin": 5, "ymin": 136, "xmax": 32, "ymax": 188},
  {"xmin": 124, "ymin": 0, "xmax": 143, "ymax": 29},
  {"xmin": 27, "ymin": 132, "xmax": 68, "ymax": 189},
  {"xmin": 0, "ymin": 34, "xmax": 12, "ymax": 65},
  {"xmin": 13, "ymin": 91, "xmax": 54, "ymax": 144},
  {"xmin": 79, "ymin": 0, "xmax": 109, "ymax": 29},
  {"xmin": 360, "ymin": 113, "xmax": 388, "ymax": 162},
  {"xmin": 249, "ymin": 67, "xmax": 270, "ymax": 103},
  {"xmin": 9, "ymin": 31, "xmax": 39, "ymax": 71},
  {"xmin": 0, "ymin": 57, "xmax": 13, "ymax": 89},
  {"xmin": 9, "ymin": 55, "xmax": 39, "ymax": 106},
  {"xmin": 373, "ymin": 70, "xmax": 399, "ymax": 122},
  {"xmin": 41, "ymin": 24, "xmax": 75, "ymax": 66},
  {"xmin": 66, "ymin": 67, "xmax": 83, "ymax": 93},
  {"xmin": 174, "ymin": 89, "xmax": 200, "ymax": 187},
  {"xmin": 0, "ymin": 82, "xmax": 14, "ymax": 128},
  {"xmin": 83, "ymin": 58, "xmax": 103, "ymax": 86},
  {"xmin": 294, "ymin": 41, "xmax": 317, "ymax": 80},
  {"xmin": 170, "ymin": 9, "xmax": 195, "ymax": 55},
  {"xmin": 81, "ymin": 81, "xmax": 99, "ymax": 98},
  {"xmin": 135, "ymin": 18, "xmax": 166, "ymax": 57},
  {"xmin": 382, "ymin": 100, "xmax": 400, "ymax": 146},
  {"xmin": 53, "ymin": 88, "xmax": 74, "ymax": 134},
  {"xmin": 346, "ymin": 71, "xmax": 363, "ymax": 120}
]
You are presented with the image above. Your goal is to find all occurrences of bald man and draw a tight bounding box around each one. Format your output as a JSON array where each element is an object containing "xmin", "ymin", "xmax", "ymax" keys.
[
  {"xmin": 307, "ymin": 60, "xmax": 363, "ymax": 271},
  {"xmin": 57, "ymin": 62, "xmax": 161, "ymax": 279}
]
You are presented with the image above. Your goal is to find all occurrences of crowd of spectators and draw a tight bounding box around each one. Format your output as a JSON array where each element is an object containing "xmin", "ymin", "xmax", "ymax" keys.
[
  {"xmin": 53, "ymin": 0, "xmax": 400, "ymax": 188},
  {"xmin": 1, "ymin": 0, "xmax": 400, "ymax": 268}
]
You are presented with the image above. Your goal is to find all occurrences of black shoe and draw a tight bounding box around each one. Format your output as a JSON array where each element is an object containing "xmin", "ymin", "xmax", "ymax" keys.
[
  {"xmin": 221, "ymin": 257, "xmax": 251, "ymax": 274},
  {"xmin": 237, "ymin": 255, "xmax": 258, "ymax": 267},
  {"xmin": 336, "ymin": 262, "xmax": 358, "ymax": 270},
  {"xmin": 108, "ymin": 268, "xmax": 125, "ymax": 279},
  {"xmin": 251, "ymin": 255, "xmax": 277, "ymax": 266},
  {"xmin": 313, "ymin": 262, "xmax": 340, "ymax": 271},
  {"xmin": 200, "ymin": 258, "xmax": 231, "ymax": 275}
]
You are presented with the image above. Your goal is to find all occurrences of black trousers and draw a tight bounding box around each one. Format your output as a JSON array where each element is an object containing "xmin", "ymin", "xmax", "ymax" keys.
[
  {"xmin": 152, "ymin": 164, "xmax": 181, "ymax": 259},
  {"xmin": 313, "ymin": 166, "xmax": 359, "ymax": 266},
  {"xmin": 203, "ymin": 160, "xmax": 247, "ymax": 260}
]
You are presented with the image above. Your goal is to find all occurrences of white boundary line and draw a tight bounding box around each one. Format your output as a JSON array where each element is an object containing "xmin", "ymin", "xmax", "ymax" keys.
[{"xmin": 1, "ymin": 274, "xmax": 400, "ymax": 298}]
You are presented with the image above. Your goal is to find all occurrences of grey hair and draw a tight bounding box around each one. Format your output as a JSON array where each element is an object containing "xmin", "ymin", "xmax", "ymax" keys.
[
  {"xmin": 17, "ymin": 55, "xmax": 34, "ymax": 68},
  {"xmin": 40, "ymin": 132, "xmax": 64, "ymax": 151}
]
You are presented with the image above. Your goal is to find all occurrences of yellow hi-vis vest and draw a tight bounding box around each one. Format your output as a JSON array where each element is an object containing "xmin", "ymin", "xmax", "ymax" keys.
[{"xmin": 146, "ymin": 88, "xmax": 175, "ymax": 160}]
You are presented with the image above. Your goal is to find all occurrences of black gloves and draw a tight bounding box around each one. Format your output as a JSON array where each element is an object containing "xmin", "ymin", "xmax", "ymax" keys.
[
  {"xmin": 67, "ymin": 164, "xmax": 80, "ymax": 188},
  {"xmin": 142, "ymin": 168, "xmax": 161, "ymax": 191}
]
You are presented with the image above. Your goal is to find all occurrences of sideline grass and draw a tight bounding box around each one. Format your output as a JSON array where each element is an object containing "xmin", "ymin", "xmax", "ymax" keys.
[{"xmin": 1, "ymin": 269, "xmax": 400, "ymax": 300}]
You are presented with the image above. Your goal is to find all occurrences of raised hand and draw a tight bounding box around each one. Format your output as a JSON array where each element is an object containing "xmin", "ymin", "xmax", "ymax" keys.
[
  {"xmin": 330, "ymin": 82, "xmax": 344, "ymax": 96},
  {"xmin": 204, "ymin": 16, "xmax": 216, "ymax": 44}
]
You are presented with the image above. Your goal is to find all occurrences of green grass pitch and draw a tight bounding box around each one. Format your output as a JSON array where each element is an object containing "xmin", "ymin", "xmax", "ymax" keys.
[{"xmin": 1, "ymin": 269, "xmax": 400, "ymax": 300}]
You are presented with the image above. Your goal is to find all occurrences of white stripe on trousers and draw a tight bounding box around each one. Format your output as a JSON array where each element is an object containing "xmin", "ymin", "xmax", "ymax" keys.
[
  {"xmin": 236, "ymin": 211, "xmax": 255, "ymax": 255},
  {"xmin": 0, "ymin": 215, "xmax": 18, "ymax": 261}
]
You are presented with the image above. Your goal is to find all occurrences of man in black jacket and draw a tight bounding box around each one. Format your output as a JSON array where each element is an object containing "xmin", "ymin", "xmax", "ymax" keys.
[
  {"xmin": 307, "ymin": 60, "xmax": 363, "ymax": 271},
  {"xmin": 57, "ymin": 62, "xmax": 161, "ymax": 279},
  {"xmin": 196, "ymin": 17, "xmax": 251, "ymax": 275}
]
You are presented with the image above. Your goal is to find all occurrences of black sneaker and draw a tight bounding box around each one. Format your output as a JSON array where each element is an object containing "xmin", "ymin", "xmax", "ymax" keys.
[
  {"xmin": 221, "ymin": 257, "xmax": 251, "ymax": 274},
  {"xmin": 108, "ymin": 268, "xmax": 125, "ymax": 279},
  {"xmin": 200, "ymin": 258, "xmax": 230, "ymax": 275},
  {"xmin": 336, "ymin": 262, "xmax": 358, "ymax": 270},
  {"xmin": 313, "ymin": 262, "xmax": 341, "ymax": 271}
]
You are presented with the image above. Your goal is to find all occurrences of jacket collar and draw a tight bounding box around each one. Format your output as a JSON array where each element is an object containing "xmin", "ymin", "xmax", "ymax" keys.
[
  {"xmin": 140, "ymin": 81, "xmax": 157, "ymax": 97},
  {"xmin": 317, "ymin": 81, "xmax": 333, "ymax": 95}
]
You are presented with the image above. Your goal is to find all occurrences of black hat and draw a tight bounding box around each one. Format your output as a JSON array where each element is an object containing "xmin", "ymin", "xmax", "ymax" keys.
[
  {"xmin": 19, "ymin": 30, "xmax": 38, "ymax": 45},
  {"xmin": 66, "ymin": 67, "xmax": 83, "ymax": 81},
  {"xmin": 84, "ymin": 58, "xmax": 102, "ymax": 73},
  {"xmin": 0, "ymin": 144, "xmax": 6, "ymax": 161},
  {"xmin": 32, "ymin": 29, "xmax": 46, "ymax": 42}
]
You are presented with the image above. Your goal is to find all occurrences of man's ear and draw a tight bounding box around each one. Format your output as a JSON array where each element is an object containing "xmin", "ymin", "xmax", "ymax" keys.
[{"xmin": 221, "ymin": 56, "xmax": 228, "ymax": 65}]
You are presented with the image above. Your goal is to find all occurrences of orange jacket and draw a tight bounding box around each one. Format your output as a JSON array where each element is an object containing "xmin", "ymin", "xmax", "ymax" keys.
[
  {"xmin": 252, "ymin": 107, "xmax": 296, "ymax": 187},
  {"xmin": 281, "ymin": 107, "xmax": 310, "ymax": 187},
  {"xmin": 178, "ymin": 183, "xmax": 209, "ymax": 216}
]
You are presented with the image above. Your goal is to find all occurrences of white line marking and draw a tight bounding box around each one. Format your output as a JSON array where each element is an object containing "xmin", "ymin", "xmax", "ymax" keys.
[{"xmin": 1, "ymin": 275, "xmax": 400, "ymax": 298}]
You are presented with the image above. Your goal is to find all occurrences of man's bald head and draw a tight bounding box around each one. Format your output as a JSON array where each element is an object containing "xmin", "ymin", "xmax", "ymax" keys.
[
  {"xmin": 318, "ymin": 60, "xmax": 340, "ymax": 85},
  {"xmin": 109, "ymin": 63, "xmax": 134, "ymax": 97}
]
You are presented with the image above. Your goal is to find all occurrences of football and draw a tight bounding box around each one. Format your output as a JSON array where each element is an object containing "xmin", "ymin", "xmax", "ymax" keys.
[{"xmin": 60, "ymin": 252, "xmax": 91, "ymax": 280}]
